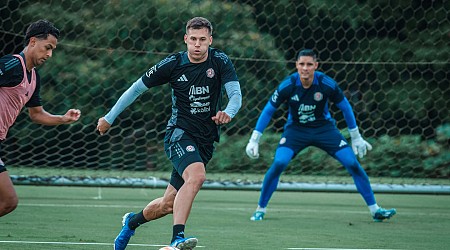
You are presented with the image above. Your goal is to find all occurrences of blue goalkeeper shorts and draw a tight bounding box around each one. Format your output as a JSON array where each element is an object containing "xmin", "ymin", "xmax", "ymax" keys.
[
  {"xmin": 164, "ymin": 128, "xmax": 214, "ymax": 190},
  {"xmin": 279, "ymin": 123, "xmax": 350, "ymax": 156}
]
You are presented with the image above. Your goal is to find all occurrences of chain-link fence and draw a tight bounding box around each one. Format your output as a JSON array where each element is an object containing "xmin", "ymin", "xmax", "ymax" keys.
[{"xmin": 1, "ymin": 0, "xmax": 449, "ymax": 187}]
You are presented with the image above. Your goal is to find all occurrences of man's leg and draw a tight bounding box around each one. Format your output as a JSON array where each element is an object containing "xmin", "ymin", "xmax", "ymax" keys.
[
  {"xmin": 114, "ymin": 185, "xmax": 177, "ymax": 250},
  {"xmin": 251, "ymin": 147, "xmax": 294, "ymax": 221},
  {"xmin": 335, "ymin": 147, "xmax": 396, "ymax": 222},
  {"xmin": 164, "ymin": 162, "xmax": 204, "ymax": 250},
  {"xmin": 143, "ymin": 184, "xmax": 178, "ymax": 220},
  {"xmin": 0, "ymin": 170, "xmax": 18, "ymax": 217},
  {"xmin": 335, "ymin": 147, "xmax": 376, "ymax": 205},
  {"xmin": 173, "ymin": 162, "xmax": 205, "ymax": 225}
]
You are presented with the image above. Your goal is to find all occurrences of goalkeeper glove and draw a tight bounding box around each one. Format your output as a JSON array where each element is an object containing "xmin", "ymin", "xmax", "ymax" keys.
[
  {"xmin": 246, "ymin": 130, "xmax": 262, "ymax": 159},
  {"xmin": 349, "ymin": 127, "xmax": 373, "ymax": 159}
]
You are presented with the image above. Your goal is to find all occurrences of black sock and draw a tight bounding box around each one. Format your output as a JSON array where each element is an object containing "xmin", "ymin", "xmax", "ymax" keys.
[
  {"xmin": 171, "ymin": 224, "xmax": 185, "ymax": 242},
  {"xmin": 128, "ymin": 211, "xmax": 148, "ymax": 230}
]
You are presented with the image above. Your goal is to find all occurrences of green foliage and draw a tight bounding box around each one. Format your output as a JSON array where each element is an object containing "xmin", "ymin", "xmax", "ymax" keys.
[
  {"xmin": 211, "ymin": 130, "xmax": 449, "ymax": 178},
  {"xmin": 2, "ymin": 0, "xmax": 448, "ymax": 180},
  {"xmin": 19, "ymin": 0, "xmax": 288, "ymax": 128}
]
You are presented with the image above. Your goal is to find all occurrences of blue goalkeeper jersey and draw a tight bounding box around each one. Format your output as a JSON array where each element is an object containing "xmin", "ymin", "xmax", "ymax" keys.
[{"xmin": 269, "ymin": 71, "xmax": 345, "ymax": 128}]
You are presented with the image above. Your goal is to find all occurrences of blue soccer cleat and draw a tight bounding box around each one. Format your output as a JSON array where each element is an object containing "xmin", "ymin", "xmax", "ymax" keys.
[
  {"xmin": 373, "ymin": 208, "xmax": 396, "ymax": 222},
  {"xmin": 250, "ymin": 211, "xmax": 265, "ymax": 221},
  {"xmin": 114, "ymin": 212, "xmax": 135, "ymax": 250},
  {"xmin": 168, "ymin": 236, "xmax": 198, "ymax": 250}
]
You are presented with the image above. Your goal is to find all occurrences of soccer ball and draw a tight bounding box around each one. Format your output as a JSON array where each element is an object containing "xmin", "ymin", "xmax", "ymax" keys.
[{"xmin": 158, "ymin": 247, "xmax": 179, "ymax": 250}]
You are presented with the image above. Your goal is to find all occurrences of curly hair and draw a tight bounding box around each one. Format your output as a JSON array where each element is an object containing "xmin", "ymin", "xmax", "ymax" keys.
[{"xmin": 24, "ymin": 19, "xmax": 60, "ymax": 47}]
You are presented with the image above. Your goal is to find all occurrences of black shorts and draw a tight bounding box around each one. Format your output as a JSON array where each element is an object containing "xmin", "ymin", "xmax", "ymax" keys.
[
  {"xmin": 0, "ymin": 141, "xmax": 6, "ymax": 173},
  {"xmin": 164, "ymin": 128, "xmax": 214, "ymax": 190}
]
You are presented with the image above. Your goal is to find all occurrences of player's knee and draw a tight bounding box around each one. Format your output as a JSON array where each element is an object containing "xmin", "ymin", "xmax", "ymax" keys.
[
  {"xmin": 0, "ymin": 195, "xmax": 18, "ymax": 217},
  {"xmin": 186, "ymin": 173, "xmax": 206, "ymax": 191},
  {"xmin": 270, "ymin": 159, "xmax": 289, "ymax": 175}
]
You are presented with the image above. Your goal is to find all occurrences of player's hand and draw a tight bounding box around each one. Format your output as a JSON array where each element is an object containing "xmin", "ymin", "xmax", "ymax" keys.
[
  {"xmin": 349, "ymin": 128, "xmax": 373, "ymax": 158},
  {"xmin": 212, "ymin": 111, "xmax": 231, "ymax": 125},
  {"xmin": 246, "ymin": 130, "xmax": 262, "ymax": 159},
  {"xmin": 62, "ymin": 109, "xmax": 81, "ymax": 123},
  {"xmin": 97, "ymin": 117, "xmax": 111, "ymax": 135}
]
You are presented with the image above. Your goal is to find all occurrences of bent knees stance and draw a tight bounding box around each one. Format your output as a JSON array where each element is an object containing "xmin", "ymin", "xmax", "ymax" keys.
[
  {"xmin": 182, "ymin": 163, "xmax": 206, "ymax": 193},
  {"xmin": 267, "ymin": 147, "xmax": 294, "ymax": 176},
  {"xmin": 0, "ymin": 172, "xmax": 19, "ymax": 216},
  {"xmin": 186, "ymin": 173, "xmax": 206, "ymax": 192},
  {"xmin": 160, "ymin": 198, "xmax": 175, "ymax": 214},
  {"xmin": 335, "ymin": 147, "xmax": 368, "ymax": 178},
  {"xmin": 268, "ymin": 159, "xmax": 289, "ymax": 176},
  {"xmin": 0, "ymin": 192, "xmax": 18, "ymax": 216},
  {"xmin": 0, "ymin": 195, "xmax": 18, "ymax": 215}
]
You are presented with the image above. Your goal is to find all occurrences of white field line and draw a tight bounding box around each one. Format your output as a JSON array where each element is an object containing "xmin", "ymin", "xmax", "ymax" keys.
[
  {"xmin": 286, "ymin": 248, "xmax": 402, "ymax": 250},
  {"xmin": 0, "ymin": 240, "xmax": 205, "ymax": 248},
  {"xmin": 0, "ymin": 241, "xmax": 401, "ymax": 250},
  {"xmin": 17, "ymin": 203, "xmax": 450, "ymax": 218}
]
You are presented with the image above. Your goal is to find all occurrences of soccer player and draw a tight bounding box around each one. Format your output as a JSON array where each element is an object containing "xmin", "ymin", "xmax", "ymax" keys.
[
  {"xmin": 246, "ymin": 49, "xmax": 396, "ymax": 222},
  {"xmin": 0, "ymin": 19, "xmax": 81, "ymax": 217},
  {"xmin": 97, "ymin": 17, "xmax": 242, "ymax": 250}
]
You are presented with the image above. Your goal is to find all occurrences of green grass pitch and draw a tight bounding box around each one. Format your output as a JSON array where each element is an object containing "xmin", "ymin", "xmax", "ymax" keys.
[{"xmin": 0, "ymin": 185, "xmax": 449, "ymax": 249}]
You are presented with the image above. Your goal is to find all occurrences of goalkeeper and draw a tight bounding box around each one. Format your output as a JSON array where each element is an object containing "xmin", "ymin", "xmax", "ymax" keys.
[{"xmin": 246, "ymin": 49, "xmax": 396, "ymax": 222}]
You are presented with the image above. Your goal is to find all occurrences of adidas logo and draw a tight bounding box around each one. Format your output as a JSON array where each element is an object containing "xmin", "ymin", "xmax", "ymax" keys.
[
  {"xmin": 339, "ymin": 140, "xmax": 347, "ymax": 147},
  {"xmin": 177, "ymin": 74, "xmax": 188, "ymax": 82},
  {"xmin": 291, "ymin": 94, "xmax": 299, "ymax": 101}
]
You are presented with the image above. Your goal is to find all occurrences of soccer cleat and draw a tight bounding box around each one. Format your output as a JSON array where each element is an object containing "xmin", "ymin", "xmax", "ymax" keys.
[
  {"xmin": 169, "ymin": 236, "xmax": 198, "ymax": 250},
  {"xmin": 250, "ymin": 211, "xmax": 265, "ymax": 221},
  {"xmin": 114, "ymin": 212, "xmax": 136, "ymax": 250},
  {"xmin": 373, "ymin": 208, "xmax": 397, "ymax": 222}
]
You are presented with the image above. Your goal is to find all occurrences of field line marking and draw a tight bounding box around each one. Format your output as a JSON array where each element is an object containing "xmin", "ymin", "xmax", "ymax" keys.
[
  {"xmin": 0, "ymin": 240, "xmax": 205, "ymax": 248},
  {"xmin": 285, "ymin": 248, "xmax": 403, "ymax": 250}
]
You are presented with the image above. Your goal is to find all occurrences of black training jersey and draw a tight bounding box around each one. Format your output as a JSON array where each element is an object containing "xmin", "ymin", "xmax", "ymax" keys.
[
  {"xmin": 141, "ymin": 47, "xmax": 239, "ymax": 143},
  {"xmin": 0, "ymin": 53, "xmax": 42, "ymax": 107},
  {"xmin": 269, "ymin": 71, "xmax": 345, "ymax": 128}
]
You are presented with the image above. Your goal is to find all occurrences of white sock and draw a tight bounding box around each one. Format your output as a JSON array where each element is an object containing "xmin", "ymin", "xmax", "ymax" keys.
[
  {"xmin": 256, "ymin": 206, "xmax": 266, "ymax": 213},
  {"xmin": 368, "ymin": 204, "xmax": 380, "ymax": 215}
]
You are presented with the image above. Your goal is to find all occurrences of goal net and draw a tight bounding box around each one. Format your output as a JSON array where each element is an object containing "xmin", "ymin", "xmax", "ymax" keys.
[{"xmin": 1, "ymin": 0, "xmax": 449, "ymax": 192}]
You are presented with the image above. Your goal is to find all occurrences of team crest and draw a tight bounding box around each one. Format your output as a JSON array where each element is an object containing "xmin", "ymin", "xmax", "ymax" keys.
[
  {"xmin": 206, "ymin": 68, "xmax": 215, "ymax": 78},
  {"xmin": 314, "ymin": 92, "xmax": 323, "ymax": 101},
  {"xmin": 186, "ymin": 145, "xmax": 195, "ymax": 152}
]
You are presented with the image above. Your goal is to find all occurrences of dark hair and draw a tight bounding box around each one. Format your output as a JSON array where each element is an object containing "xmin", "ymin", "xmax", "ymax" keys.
[
  {"xmin": 297, "ymin": 49, "xmax": 317, "ymax": 61},
  {"xmin": 185, "ymin": 17, "xmax": 213, "ymax": 35},
  {"xmin": 24, "ymin": 19, "xmax": 60, "ymax": 47}
]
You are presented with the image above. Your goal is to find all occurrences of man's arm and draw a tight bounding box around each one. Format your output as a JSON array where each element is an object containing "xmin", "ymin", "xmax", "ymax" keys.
[
  {"xmin": 223, "ymin": 81, "xmax": 242, "ymax": 118},
  {"xmin": 336, "ymin": 97, "xmax": 372, "ymax": 158},
  {"xmin": 28, "ymin": 106, "xmax": 80, "ymax": 125},
  {"xmin": 0, "ymin": 55, "xmax": 23, "ymax": 87},
  {"xmin": 97, "ymin": 78, "xmax": 148, "ymax": 135},
  {"xmin": 245, "ymin": 102, "xmax": 277, "ymax": 159},
  {"xmin": 212, "ymin": 81, "xmax": 242, "ymax": 125},
  {"xmin": 335, "ymin": 97, "xmax": 357, "ymax": 130}
]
